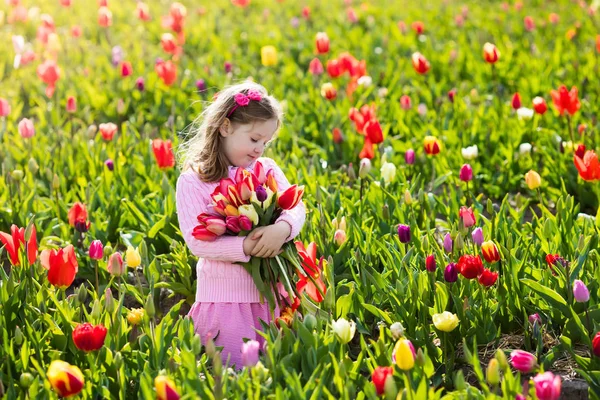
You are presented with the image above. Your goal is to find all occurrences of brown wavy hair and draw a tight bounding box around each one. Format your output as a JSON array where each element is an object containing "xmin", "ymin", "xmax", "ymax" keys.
[{"xmin": 178, "ymin": 82, "xmax": 283, "ymax": 182}]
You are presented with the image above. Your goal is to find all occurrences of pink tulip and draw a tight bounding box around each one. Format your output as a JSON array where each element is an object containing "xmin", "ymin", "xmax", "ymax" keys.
[
  {"xmin": 334, "ymin": 229, "xmax": 347, "ymax": 246},
  {"xmin": 226, "ymin": 216, "xmax": 241, "ymax": 233},
  {"xmin": 573, "ymin": 279, "xmax": 590, "ymax": 302},
  {"xmin": 89, "ymin": 240, "xmax": 104, "ymax": 260},
  {"xmin": 0, "ymin": 98, "xmax": 10, "ymax": 117},
  {"xmin": 400, "ymin": 95, "xmax": 412, "ymax": 110},
  {"xmin": 66, "ymin": 96, "xmax": 77, "ymax": 113},
  {"xmin": 18, "ymin": 118, "xmax": 35, "ymax": 138},
  {"xmin": 459, "ymin": 164, "xmax": 473, "ymax": 181},
  {"xmin": 533, "ymin": 371, "xmax": 561, "ymax": 400},
  {"xmin": 239, "ymin": 215, "xmax": 253, "ymax": 231},
  {"xmin": 241, "ymin": 340, "xmax": 260, "ymax": 367},
  {"xmin": 192, "ymin": 226, "xmax": 218, "ymax": 241},
  {"xmin": 107, "ymin": 252, "xmax": 124, "ymax": 276},
  {"xmin": 510, "ymin": 350, "xmax": 537, "ymax": 373}
]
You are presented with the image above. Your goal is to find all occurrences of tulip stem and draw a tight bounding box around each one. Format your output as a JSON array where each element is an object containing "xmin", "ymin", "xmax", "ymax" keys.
[
  {"xmin": 567, "ymin": 114, "xmax": 574, "ymax": 144},
  {"xmin": 585, "ymin": 305, "xmax": 592, "ymax": 336},
  {"xmin": 94, "ymin": 260, "xmax": 100, "ymax": 297}
]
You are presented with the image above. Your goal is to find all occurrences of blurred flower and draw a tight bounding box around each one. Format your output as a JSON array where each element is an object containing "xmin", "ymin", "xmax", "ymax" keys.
[
  {"xmin": 411, "ymin": 21, "xmax": 424, "ymax": 34},
  {"xmin": 533, "ymin": 371, "xmax": 561, "ymax": 400},
  {"xmin": 372, "ymin": 366, "xmax": 394, "ymax": 396},
  {"xmin": 574, "ymin": 150, "xmax": 600, "ymax": 181},
  {"xmin": 471, "ymin": 227, "xmax": 484, "ymax": 246},
  {"xmin": 462, "ymin": 145, "xmax": 478, "ymax": 160},
  {"xmin": 510, "ymin": 350, "xmax": 537, "ymax": 373},
  {"xmin": 155, "ymin": 60, "xmax": 177, "ymax": 85},
  {"xmin": 593, "ymin": 332, "xmax": 600, "ymax": 357},
  {"xmin": 161, "ymin": 33, "xmax": 178, "ymax": 54},
  {"xmin": 380, "ymin": 162, "xmax": 396, "ymax": 184},
  {"xmin": 519, "ymin": 143, "xmax": 532, "ymax": 156},
  {"xmin": 47, "ymin": 360, "xmax": 84, "ymax": 398},
  {"xmin": 154, "ymin": 376, "xmax": 180, "ymax": 400},
  {"xmin": 68, "ymin": 202, "xmax": 90, "ymax": 232},
  {"xmin": 405, "ymin": 149, "xmax": 415, "ymax": 164},
  {"xmin": 517, "ymin": 107, "xmax": 534, "ymax": 120},
  {"xmin": 196, "ymin": 79, "xmax": 206, "ymax": 92},
  {"xmin": 573, "ymin": 279, "xmax": 590, "ymax": 302},
  {"xmin": 320, "ymin": 82, "xmax": 337, "ymax": 100},
  {"xmin": 393, "ymin": 339, "xmax": 415, "ymax": 370},
  {"xmin": 457, "ymin": 254, "xmax": 483, "ymax": 279},
  {"xmin": 136, "ymin": 77, "xmax": 145, "ymax": 91},
  {"xmin": 308, "ymin": 58, "xmax": 324, "ymax": 75},
  {"xmin": 224, "ymin": 61, "xmax": 232, "ymax": 73},
  {"xmin": 459, "ymin": 206, "xmax": 476, "ymax": 227},
  {"xmin": 533, "ymin": 97, "xmax": 547, "ymax": 114},
  {"xmin": 417, "ymin": 103, "xmax": 427, "ymax": 116},
  {"xmin": 99, "ymin": 122, "xmax": 117, "ymax": 141},
  {"xmin": 261, "ymin": 45, "xmax": 278, "ymax": 66},
  {"xmin": 332, "ymin": 318, "xmax": 355, "ymax": 344},
  {"xmin": 425, "ymin": 254, "xmax": 436, "ymax": 272},
  {"xmin": 66, "ymin": 96, "xmax": 76, "ymax": 113},
  {"xmin": 152, "ymin": 139, "xmax": 176, "ymax": 169},
  {"xmin": 443, "ymin": 233, "xmax": 453, "ymax": 253},
  {"xmin": 136, "ymin": 2, "xmax": 151, "ymax": 21},
  {"xmin": 357, "ymin": 75, "xmax": 372, "ymax": 87},
  {"xmin": 0, "ymin": 98, "xmax": 10, "ymax": 117},
  {"xmin": 72, "ymin": 323, "xmax": 107, "ymax": 352},
  {"xmin": 483, "ymin": 42, "xmax": 500, "ymax": 63},
  {"xmin": 478, "ymin": 269, "xmax": 498, "ymax": 287},
  {"xmin": 481, "ymin": 241, "xmax": 500, "ymax": 263},
  {"xmin": 448, "ymin": 88, "xmax": 457, "ymax": 102},
  {"xmin": 326, "ymin": 59, "xmax": 342, "ymax": 78},
  {"xmin": 400, "ymin": 95, "xmax": 412, "ymax": 110},
  {"xmin": 315, "ymin": 32, "xmax": 330, "ymax": 54},
  {"xmin": 423, "ymin": 136, "xmax": 440, "ymax": 155},
  {"xmin": 411, "ymin": 52, "xmax": 430, "ymax": 74},
  {"xmin": 334, "ymin": 229, "xmax": 347, "ymax": 246},
  {"xmin": 125, "ymin": 246, "xmax": 141, "ymax": 268},
  {"xmin": 524, "ymin": 170, "xmax": 541, "ymax": 189},
  {"xmin": 111, "ymin": 46, "xmax": 123, "ymax": 66},
  {"xmin": 127, "ymin": 308, "xmax": 145, "ymax": 325},
  {"xmin": 71, "ymin": 25, "xmax": 82, "ymax": 37},
  {"xmin": 524, "ymin": 16, "xmax": 535, "ymax": 31},
  {"xmin": 41, "ymin": 245, "xmax": 78, "ymax": 289},
  {"xmin": 105, "ymin": 159, "xmax": 114, "ymax": 171},
  {"xmin": 37, "ymin": 59, "xmax": 61, "ymax": 97},
  {"xmin": 332, "ymin": 127, "xmax": 343, "ymax": 144},
  {"xmin": 487, "ymin": 358, "xmax": 500, "ymax": 385},
  {"xmin": 18, "ymin": 118, "xmax": 35, "ymax": 138},
  {"xmin": 432, "ymin": 311, "xmax": 459, "ymax": 332},
  {"xmin": 512, "ymin": 93, "xmax": 521, "ymax": 109},
  {"xmin": 358, "ymin": 158, "xmax": 371, "ymax": 178},
  {"xmin": 346, "ymin": 7, "xmax": 358, "ymax": 23},
  {"xmin": 241, "ymin": 340, "xmax": 260, "ymax": 367},
  {"xmin": 550, "ymin": 85, "xmax": 580, "ymax": 116},
  {"xmin": 0, "ymin": 224, "xmax": 37, "ymax": 266},
  {"xmin": 98, "ymin": 6, "xmax": 112, "ymax": 27},
  {"xmin": 107, "ymin": 252, "xmax": 125, "ymax": 276},
  {"xmin": 397, "ymin": 224, "xmax": 410, "ymax": 243},
  {"xmin": 404, "ymin": 190, "xmax": 413, "ymax": 205},
  {"xmin": 459, "ymin": 164, "xmax": 473, "ymax": 182},
  {"xmin": 332, "ymin": 216, "xmax": 347, "ymax": 232},
  {"xmin": 444, "ymin": 262, "xmax": 458, "ymax": 282},
  {"xmin": 548, "ymin": 13, "xmax": 559, "ymax": 24}
]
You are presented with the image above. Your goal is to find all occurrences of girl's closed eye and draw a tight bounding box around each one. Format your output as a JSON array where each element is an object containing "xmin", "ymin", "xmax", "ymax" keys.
[{"xmin": 251, "ymin": 138, "xmax": 259, "ymax": 143}]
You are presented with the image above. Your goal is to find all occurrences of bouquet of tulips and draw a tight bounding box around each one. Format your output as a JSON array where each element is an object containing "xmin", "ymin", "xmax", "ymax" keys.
[{"xmin": 192, "ymin": 161, "xmax": 321, "ymax": 313}]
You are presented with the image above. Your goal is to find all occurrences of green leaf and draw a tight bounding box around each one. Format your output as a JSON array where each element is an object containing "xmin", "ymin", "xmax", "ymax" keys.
[{"xmin": 520, "ymin": 279, "xmax": 570, "ymax": 315}]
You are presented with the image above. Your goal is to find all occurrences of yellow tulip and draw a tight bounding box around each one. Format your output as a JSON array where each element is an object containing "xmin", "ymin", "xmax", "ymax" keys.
[
  {"xmin": 432, "ymin": 311, "xmax": 459, "ymax": 332},
  {"xmin": 393, "ymin": 339, "xmax": 415, "ymax": 371},
  {"xmin": 47, "ymin": 360, "xmax": 85, "ymax": 398},
  {"xmin": 125, "ymin": 246, "xmax": 141, "ymax": 267},
  {"xmin": 261, "ymin": 45, "xmax": 278, "ymax": 67},
  {"xmin": 154, "ymin": 375, "xmax": 180, "ymax": 400},
  {"xmin": 524, "ymin": 170, "xmax": 541, "ymax": 189},
  {"xmin": 127, "ymin": 308, "xmax": 145, "ymax": 325},
  {"xmin": 238, "ymin": 204, "xmax": 259, "ymax": 225}
]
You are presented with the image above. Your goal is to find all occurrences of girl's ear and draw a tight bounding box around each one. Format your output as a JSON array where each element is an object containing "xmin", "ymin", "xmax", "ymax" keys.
[{"xmin": 219, "ymin": 118, "xmax": 232, "ymax": 137}]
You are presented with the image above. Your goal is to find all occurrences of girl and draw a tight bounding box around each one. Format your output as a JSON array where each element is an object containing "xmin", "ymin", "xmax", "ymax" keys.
[{"xmin": 175, "ymin": 82, "xmax": 306, "ymax": 369}]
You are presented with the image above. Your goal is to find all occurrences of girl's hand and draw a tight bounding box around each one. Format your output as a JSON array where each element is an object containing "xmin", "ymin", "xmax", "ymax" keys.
[{"xmin": 250, "ymin": 222, "xmax": 292, "ymax": 258}]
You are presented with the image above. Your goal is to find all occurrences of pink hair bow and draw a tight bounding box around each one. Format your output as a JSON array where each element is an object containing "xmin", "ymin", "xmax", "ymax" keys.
[{"xmin": 227, "ymin": 90, "xmax": 263, "ymax": 117}]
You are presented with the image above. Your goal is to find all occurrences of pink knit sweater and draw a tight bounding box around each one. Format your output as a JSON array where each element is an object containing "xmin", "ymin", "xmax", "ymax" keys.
[{"xmin": 175, "ymin": 157, "xmax": 306, "ymax": 303}]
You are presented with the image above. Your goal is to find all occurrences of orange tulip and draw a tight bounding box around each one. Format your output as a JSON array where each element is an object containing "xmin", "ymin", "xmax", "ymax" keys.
[
  {"xmin": 550, "ymin": 85, "xmax": 580, "ymax": 116},
  {"xmin": 574, "ymin": 150, "xmax": 600, "ymax": 181},
  {"xmin": 37, "ymin": 59, "xmax": 61, "ymax": 97},
  {"xmin": 47, "ymin": 360, "xmax": 84, "ymax": 398},
  {"xmin": 0, "ymin": 224, "xmax": 37, "ymax": 266},
  {"xmin": 483, "ymin": 43, "xmax": 499, "ymax": 64},
  {"xmin": 152, "ymin": 139, "xmax": 175, "ymax": 169},
  {"xmin": 98, "ymin": 6, "xmax": 113, "ymax": 27},
  {"xmin": 411, "ymin": 52, "xmax": 430, "ymax": 74},
  {"xmin": 41, "ymin": 245, "xmax": 78, "ymax": 289},
  {"xmin": 277, "ymin": 185, "xmax": 304, "ymax": 210},
  {"xmin": 423, "ymin": 136, "xmax": 440, "ymax": 155},
  {"xmin": 155, "ymin": 60, "xmax": 177, "ymax": 86},
  {"xmin": 68, "ymin": 202, "xmax": 89, "ymax": 232},
  {"xmin": 411, "ymin": 21, "xmax": 424, "ymax": 35}
]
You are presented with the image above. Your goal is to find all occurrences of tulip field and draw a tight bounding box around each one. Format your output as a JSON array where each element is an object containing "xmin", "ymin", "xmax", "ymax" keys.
[{"xmin": 3, "ymin": 0, "xmax": 600, "ymax": 398}]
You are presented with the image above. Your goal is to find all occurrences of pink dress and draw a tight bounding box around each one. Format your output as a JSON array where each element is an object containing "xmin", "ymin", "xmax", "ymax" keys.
[{"xmin": 175, "ymin": 157, "xmax": 306, "ymax": 369}]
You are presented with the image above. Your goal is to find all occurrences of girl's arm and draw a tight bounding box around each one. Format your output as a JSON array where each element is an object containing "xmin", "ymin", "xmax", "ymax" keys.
[
  {"xmin": 266, "ymin": 159, "xmax": 307, "ymax": 242},
  {"xmin": 176, "ymin": 173, "xmax": 251, "ymax": 263}
]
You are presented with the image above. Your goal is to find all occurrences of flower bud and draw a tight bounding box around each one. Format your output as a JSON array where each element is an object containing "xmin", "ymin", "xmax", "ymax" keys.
[
  {"xmin": 359, "ymin": 158, "xmax": 371, "ymax": 178},
  {"xmin": 91, "ymin": 299, "xmax": 102, "ymax": 319},
  {"xmin": 145, "ymin": 293, "xmax": 155, "ymax": 319},
  {"xmin": 52, "ymin": 174, "xmax": 60, "ymax": 190},
  {"xmin": 77, "ymin": 283, "xmax": 88, "ymax": 304},
  {"xmin": 487, "ymin": 359, "xmax": 500, "ymax": 385},
  {"xmin": 405, "ymin": 149, "xmax": 415, "ymax": 165},
  {"xmin": 15, "ymin": 326, "xmax": 23, "ymax": 346},
  {"xmin": 105, "ymin": 287, "xmax": 115, "ymax": 314},
  {"xmin": 28, "ymin": 158, "xmax": 39, "ymax": 175},
  {"xmin": 304, "ymin": 314, "xmax": 317, "ymax": 331},
  {"xmin": 334, "ymin": 229, "xmax": 347, "ymax": 246},
  {"xmin": 19, "ymin": 373, "xmax": 34, "ymax": 389},
  {"xmin": 390, "ymin": 322, "xmax": 404, "ymax": 340}
]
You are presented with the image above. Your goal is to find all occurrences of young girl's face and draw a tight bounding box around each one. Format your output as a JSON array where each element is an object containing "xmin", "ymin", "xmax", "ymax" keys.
[{"xmin": 220, "ymin": 118, "xmax": 278, "ymax": 168}]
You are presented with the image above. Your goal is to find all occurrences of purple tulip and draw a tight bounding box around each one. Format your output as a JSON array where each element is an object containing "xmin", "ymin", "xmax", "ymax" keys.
[
  {"xmin": 443, "ymin": 233, "xmax": 453, "ymax": 253},
  {"xmin": 224, "ymin": 61, "xmax": 232, "ymax": 73},
  {"xmin": 196, "ymin": 79, "xmax": 206, "ymax": 92},
  {"xmin": 397, "ymin": 224, "xmax": 411, "ymax": 243},
  {"xmin": 573, "ymin": 279, "xmax": 590, "ymax": 303},
  {"xmin": 444, "ymin": 263, "xmax": 458, "ymax": 282},
  {"xmin": 89, "ymin": 240, "xmax": 104, "ymax": 260},
  {"xmin": 528, "ymin": 313, "xmax": 541, "ymax": 325},
  {"xmin": 255, "ymin": 185, "xmax": 268, "ymax": 202},
  {"xmin": 111, "ymin": 46, "xmax": 123, "ymax": 67},
  {"xmin": 105, "ymin": 159, "xmax": 114, "ymax": 171},
  {"xmin": 241, "ymin": 340, "xmax": 260, "ymax": 367},
  {"xmin": 405, "ymin": 149, "xmax": 415, "ymax": 165},
  {"xmin": 471, "ymin": 227, "xmax": 484, "ymax": 246},
  {"xmin": 135, "ymin": 77, "xmax": 145, "ymax": 91}
]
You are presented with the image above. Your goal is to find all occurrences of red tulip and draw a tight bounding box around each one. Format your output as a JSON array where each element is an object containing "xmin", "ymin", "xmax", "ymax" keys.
[
  {"xmin": 155, "ymin": 375, "xmax": 180, "ymax": 400},
  {"xmin": 295, "ymin": 241, "xmax": 327, "ymax": 303},
  {"xmin": 66, "ymin": 96, "xmax": 77, "ymax": 113},
  {"xmin": 592, "ymin": 332, "xmax": 600, "ymax": 357},
  {"xmin": 0, "ymin": 224, "xmax": 37, "ymax": 266},
  {"xmin": 308, "ymin": 58, "xmax": 324, "ymax": 75},
  {"xmin": 478, "ymin": 269, "xmax": 498, "ymax": 287},
  {"xmin": 574, "ymin": 150, "xmax": 600, "ymax": 181},
  {"xmin": 161, "ymin": 33, "xmax": 178, "ymax": 54},
  {"xmin": 295, "ymin": 241, "xmax": 322, "ymax": 278},
  {"xmin": 550, "ymin": 85, "xmax": 580, "ymax": 116},
  {"xmin": 155, "ymin": 60, "xmax": 177, "ymax": 86},
  {"xmin": 37, "ymin": 59, "xmax": 61, "ymax": 97},
  {"xmin": 481, "ymin": 241, "xmax": 500, "ymax": 263},
  {"xmin": 532, "ymin": 97, "xmax": 547, "ymax": 114},
  {"xmin": 483, "ymin": 43, "xmax": 499, "ymax": 64},
  {"xmin": 411, "ymin": 21, "xmax": 424, "ymax": 34},
  {"xmin": 332, "ymin": 127, "xmax": 343, "ymax": 144},
  {"xmin": 41, "ymin": 245, "xmax": 78, "ymax": 289},
  {"xmin": 315, "ymin": 32, "xmax": 330, "ymax": 54},
  {"xmin": 136, "ymin": 2, "xmax": 151, "ymax": 21},
  {"xmin": 365, "ymin": 120, "xmax": 383, "ymax": 144},
  {"xmin": 99, "ymin": 122, "xmax": 117, "ymax": 141},
  {"xmin": 512, "ymin": 93, "xmax": 521, "ymax": 109},
  {"xmin": 425, "ymin": 254, "xmax": 436, "ymax": 272},
  {"xmin": 411, "ymin": 52, "xmax": 430, "ymax": 74},
  {"xmin": 120, "ymin": 61, "xmax": 133, "ymax": 77},
  {"xmin": 575, "ymin": 144, "xmax": 586, "ymax": 159},
  {"xmin": 68, "ymin": 202, "xmax": 90, "ymax": 232},
  {"xmin": 98, "ymin": 6, "xmax": 113, "ymax": 27},
  {"xmin": 71, "ymin": 25, "xmax": 82, "ymax": 38},
  {"xmin": 152, "ymin": 139, "xmax": 175, "ymax": 169},
  {"xmin": 47, "ymin": 360, "xmax": 84, "ymax": 398},
  {"xmin": 372, "ymin": 366, "xmax": 394, "ymax": 395},
  {"xmin": 72, "ymin": 323, "xmax": 107, "ymax": 352},
  {"xmin": 457, "ymin": 254, "xmax": 483, "ymax": 279},
  {"xmin": 326, "ymin": 59, "xmax": 342, "ymax": 78},
  {"xmin": 277, "ymin": 185, "xmax": 304, "ymax": 210},
  {"xmin": 548, "ymin": 13, "xmax": 559, "ymax": 24},
  {"xmin": 296, "ymin": 273, "xmax": 327, "ymax": 303}
]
